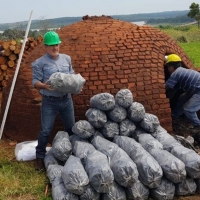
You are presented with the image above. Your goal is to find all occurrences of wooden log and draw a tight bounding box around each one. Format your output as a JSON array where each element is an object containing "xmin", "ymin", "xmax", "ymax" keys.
[
  {"xmin": 9, "ymin": 53, "xmax": 17, "ymax": 61},
  {"xmin": 28, "ymin": 37, "xmax": 35, "ymax": 42},
  {"xmin": 14, "ymin": 48, "xmax": 20, "ymax": 54},
  {"xmin": 1, "ymin": 64, "xmax": 8, "ymax": 71},
  {"xmin": 2, "ymin": 80, "xmax": 7, "ymax": 87},
  {"xmin": 4, "ymin": 49, "xmax": 11, "ymax": 56},
  {"xmin": 9, "ymin": 44, "xmax": 16, "ymax": 51},
  {"xmin": 0, "ymin": 56, "xmax": 6, "ymax": 64},
  {"xmin": 2, "ymin": 41, "xmax": 10, "ymax": 50},
  {"xmin": 10, "ymin": 40, "xmax": 17, "ymax": 45},
  {"xmin": 7, "ymin": 60, "xmax": 15, "ymax": 68}
]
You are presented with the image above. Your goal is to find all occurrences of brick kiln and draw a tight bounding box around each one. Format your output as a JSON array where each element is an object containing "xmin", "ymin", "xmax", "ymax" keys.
[{"xmin": 0, "ymin": 15, "xmax": 195, "ymax": 142}]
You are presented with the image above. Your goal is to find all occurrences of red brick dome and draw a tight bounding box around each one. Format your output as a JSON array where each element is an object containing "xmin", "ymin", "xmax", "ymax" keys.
[{"xmin": 1, "ymin": 16, "xmax": 195, "ymax": 141}]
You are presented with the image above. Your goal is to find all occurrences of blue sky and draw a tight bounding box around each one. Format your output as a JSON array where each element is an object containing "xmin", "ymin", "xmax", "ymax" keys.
[{"xmin": 0, "ymin": 0, "xmax": 196, "ymax": 23}]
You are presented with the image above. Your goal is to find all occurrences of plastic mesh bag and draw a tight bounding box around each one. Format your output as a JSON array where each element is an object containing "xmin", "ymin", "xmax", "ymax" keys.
[
  {"xmin": 91, "ymin": 136, "xmax": 138, "ymax": 187},
  {"xmin": 171, "ymin": 145, "xmax": 200, "ymax": 179},
  {"xmin": 47, "ymin": 72, "xmax": 85, "ymax": 94},
  {"xmin": 90, "ymin": 93, "xmax": 115, "ymax": 111},
  {"xmin": 85, "ymin": 108, "xmax": 107, "ymax": 128},
  {"xmin": 115, "ymin": 89, "xmax": 133, "ymax": 108},
  {"xmin": 150, "ymin": 149, "xmax": 186, "ymax": 183},
  {"xmin": 113, "ymin": 136, "xmax": 163, "ymax": 188},
  {"xmin": 175, "ymin": 178, "xmax": 197, "ymax": 196},
  {"xmin": 139, "ymin": 113, "xmax": 160, "ymax": 133},
  {"xmin": 79, "ymin": 184, "xmax": 100, "ymax": 200},
  {"xmin": 85, "ymin": 150, "xmax": 114, "ymax": 193},
  {"xmin": 138, "ymin": 133, "xmax": 163, "ymax": 152},
  {"xmin": 119, "ymin": 118, "xmax": 136, "ymax": 137},
  {"xmin": 101, "ymin": 182, "xmax": 126, "ymax": 200},
  {"xmin": 69, "ymin": 134, "xmax": 87, "ymax": 147},
  {"xmin": 107, "ymin": 104, "xmax": 127, "ymax": 123},
  {"xmin": 52, "ymin": 177, "xmax": 79, "ymax": 200},
  {"xmin": 47, "ymin": 164, "xmax": 63, "ymax": 184},
  {"xmin": 72, "ymin": 120, "xmax": 95, "ymax": 139},
  {"xmin": 127, "ymin": 102, "xmax": 145, "ymax": 122},
  {"xmin": 62, "ymin": 155, "xmax": 89, "ymax": 195},
  {"xmin": 126, "ymin": 180, "xmax": 149, "ymax": 200},
  {"xmin": 150, "ymin": 178, "xmax": 175, "ymax": 200},
  {"xmin": 100, "ymin": 120, "xmax": 119, "ymax": 139}
]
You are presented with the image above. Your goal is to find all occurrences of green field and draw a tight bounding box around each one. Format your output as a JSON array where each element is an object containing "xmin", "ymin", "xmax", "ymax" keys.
[{"xmin": 159, "ymin": 25, "xmax": 200, "ymax": 68}]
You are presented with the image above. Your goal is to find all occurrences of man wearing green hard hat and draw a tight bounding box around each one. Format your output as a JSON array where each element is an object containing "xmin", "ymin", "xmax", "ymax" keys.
[{"xmin": 31, "ymin": 31, "xmax": 75, "ymax": 171}]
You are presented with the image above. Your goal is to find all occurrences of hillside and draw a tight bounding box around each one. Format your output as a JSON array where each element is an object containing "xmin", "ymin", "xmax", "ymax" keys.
[{"xmin": 0, "ymin": 10, "xmax": 194, "ymax": 31}]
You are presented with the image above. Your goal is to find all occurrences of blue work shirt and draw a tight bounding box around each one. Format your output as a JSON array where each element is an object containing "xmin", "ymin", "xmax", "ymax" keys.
[
  {"xmin": 166, "ymin": 67, "xmax": 200, "ymax": 95},
  {"xmin": 32, "ymin": 53, "xmax": 74, "ymax": 97}
]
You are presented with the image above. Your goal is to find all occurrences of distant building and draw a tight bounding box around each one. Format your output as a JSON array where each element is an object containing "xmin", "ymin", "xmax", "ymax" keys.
[{"xmin": 131, "ymin": 21, "xmax": 146, "ymax": 26}]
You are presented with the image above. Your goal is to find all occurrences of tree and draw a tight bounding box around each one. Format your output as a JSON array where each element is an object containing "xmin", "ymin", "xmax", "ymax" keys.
[{"xmin": 188, "ymin": 2, "xmax": 200, "ymax": 28}]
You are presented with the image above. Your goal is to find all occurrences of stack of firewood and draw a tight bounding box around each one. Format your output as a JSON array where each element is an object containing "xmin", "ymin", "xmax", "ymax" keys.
[{"xmin": 0, "ymin": 36, "xmax": 43, "ymax": 91}]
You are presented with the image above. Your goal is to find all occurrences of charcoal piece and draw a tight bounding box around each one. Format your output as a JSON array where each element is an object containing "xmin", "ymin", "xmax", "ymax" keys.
[
  {"xmin": 101, "ymin": 182, "xmax": 126, "ymax": 200},
  {"xmin": 150, "ymin": 178, "xmax": 175, "ymax": 200},
  {"xmin": 79, "ymin": 184, "xmax": 100, "ymax": 200},
  {"xmin": 91, "ymin": 136, "xmax": 139, "ymax": 187},
  {"xmin": 47, "ymin": 164, "xmax": 63, "ymax": 184},
  {"xmin": 113, "ymin": 136, "xmax": 163, "ymax": 188},
  {"xmin": 175, "ymin": 178, "xmax": 197, "ymax": 196},
  {"xmin": 90, "ymin": 93, "xmax": 115, "ymax": 111},
  {"xmin": 85, "ymin": 150, "xmax": 114, "ymax": 193},
  {"xmin": 128, "ymin": 102, "xmax": 145, "ymax": 122},
  {"xmin": 115, "ymin": 89, "xmax": 133, "ymax": 108},
  {"xmin": 140, "ymin": 113, "xmax": 160, "ymax": 133},
  {"xmin": 62, "ymin": 155, "xmax": 89, "ymax": 195},
  {"xmin": 126, "ymin": 180, "xmax": 149, "ymax": 200},
  {"xmin": 107, "ymin": 104, "xmax": 127, "ymax": 123},
  {"xmin": 72, "ymin": 120, "xmax": 95, "ymax": 139},
  {"xmin": 119, "ymin": 118, "xmax": 136, "ymax": 137},
  {"xmin": 85, "ymin": 108, "xmax": 107, "ymax": 128},
  {"xmin": 171, "ymin": 145, "xmax": 200, "ymax": 179},
  {"xmin": 101, "ymin": 120, "xmax": 119, "ymax": 138},
  {"xmin": 52, "ymin": 177, "xmax": 79, "ymax": 200},
  {"xmin": 150, "ymin": 149, "xmax": 186, "ymax": 183},
  {"xmin": 138, "ymin": 133, "xmax": 163, "ymax": 151}
]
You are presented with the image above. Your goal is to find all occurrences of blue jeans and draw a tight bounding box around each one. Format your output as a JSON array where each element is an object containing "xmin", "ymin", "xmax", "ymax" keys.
[
  {"xmin": 36, "ymin": 94, "xmax": 75, "ymax": 159},
  {"xmin": 183, "ymin": 93, "xmax": 200, "ymax": 127}
]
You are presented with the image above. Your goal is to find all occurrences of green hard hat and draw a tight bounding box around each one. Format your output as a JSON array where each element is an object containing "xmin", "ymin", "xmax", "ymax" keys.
[{"xmin": 43, "ymin": 31, "xmax": 61, "ymax": 45}]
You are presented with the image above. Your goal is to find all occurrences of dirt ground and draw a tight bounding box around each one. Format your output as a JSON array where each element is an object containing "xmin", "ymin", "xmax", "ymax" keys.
[{"xmin": 1, "ymin": 121, "xmax": 200, "ymax": 200}]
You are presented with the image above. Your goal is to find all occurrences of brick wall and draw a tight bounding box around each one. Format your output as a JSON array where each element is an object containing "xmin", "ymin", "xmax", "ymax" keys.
[{"xmin": 0, "ymin": 16, "xmax": 195, "ymax": 141}]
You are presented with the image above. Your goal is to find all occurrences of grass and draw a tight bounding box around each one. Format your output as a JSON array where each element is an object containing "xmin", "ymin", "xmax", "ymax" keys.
[
  {"xmin": 0, "ymin": 140, "xmax": 52, "ymax": 200},
  {"xmin": 158, "ymin": 24, "xmax": 200, "ymax": 68}
]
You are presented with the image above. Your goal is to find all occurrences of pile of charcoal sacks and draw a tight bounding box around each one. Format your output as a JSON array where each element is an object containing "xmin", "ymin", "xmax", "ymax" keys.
[{"xmin": 44, "ymin": 89, "xmax": 200, "ymax": 200}]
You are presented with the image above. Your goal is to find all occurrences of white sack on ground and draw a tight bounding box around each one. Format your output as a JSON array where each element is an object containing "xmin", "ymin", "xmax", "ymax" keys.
[
  {"xmin": 115, "ymin": 88, "xmax": 133, "ymax": 108},
  {"xmin": 47, "ymin": 72, "xmax": 85, "ymax": 94},
  {"xmin": 72, "ymin": 120, "xmax": 95, "ymax": 139},
  {"xmin": 175, "ymin": 178, "xmax": 197, "ymax": 196},
  {"xmin": 62, "ymin": 155, "xmax": 89, "ymax": 195},
  {"xmin": 150, "ymin": 178, "xmax": 175, "ymax": 200},
  {"xmin": 91, "ymin": 136, "xmax": 139, "ymax": 187},
  {"xmin": 90, "ymin": 93, "xmax": 115, "ymax": 111},
  {"xmin": 127, "ymin": 102, "xmax": 145, "ymax": 122},
  {"xmin": 138, "ymin": 133, "xmax": 163, "ymax": 151},
  {"xmin": 52, "ymin": 177, "xmax": 79, "ymax": 200},
  {"xmin": 85, "ymin": 108, "xmax": 107, "ymax": 128},
  {"xmin": 79, "ymin": 184, "xmax": 100, "ymax": 200},
  {"xmin": 126, "ymin": 180, "xmax": 149, "ymax": 200},
  {"xmin": 150, "ymin": 149, "xmax": 186, "ymax": 183},
  {"xmin": 101, "ymin": 181, "xmax": 126, "ymax": 200},
  {"xmin": 139, "ymin": 113, "xmax": 160, "ymax": 133},
  {"xmin": 85, "ymin": 150, "xmax": 114, "ymax": 193},
  {"xmin": 171, "ymin": 145, "xmax": 200, "ymax": 179},
  {"xmin": 113, "ymin": 135, "xmax": 163, "ymax": 188}
]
